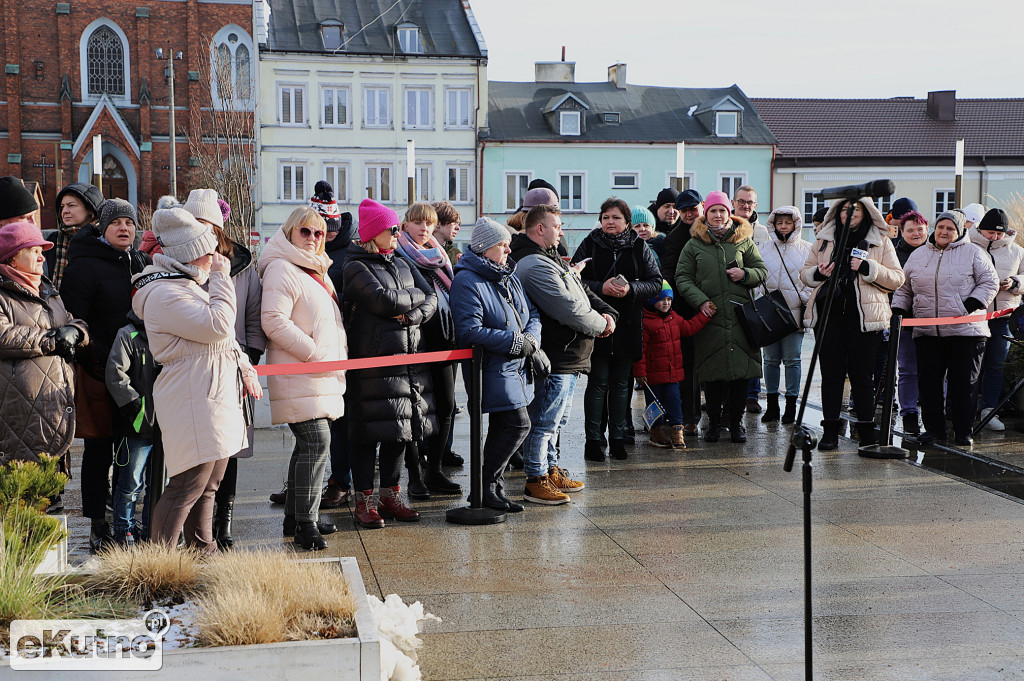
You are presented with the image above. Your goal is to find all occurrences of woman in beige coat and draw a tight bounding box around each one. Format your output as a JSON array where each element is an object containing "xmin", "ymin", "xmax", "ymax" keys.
[
  {"xmin": 259, "ymin": 207, "xmax": 347, "ymax": 551},
  {"xmin": 132, "ymin": 208, "xmax": 261, "ymax": 555}
]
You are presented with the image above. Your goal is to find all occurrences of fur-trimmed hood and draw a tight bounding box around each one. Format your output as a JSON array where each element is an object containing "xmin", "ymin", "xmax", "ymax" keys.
[
  {"xmin": 689, "ymin": 215, "xmax": 753, "ymax": 245},
  {"xmin": 816, "ymin": 197, "xmax": 889, "ymax": 247}
]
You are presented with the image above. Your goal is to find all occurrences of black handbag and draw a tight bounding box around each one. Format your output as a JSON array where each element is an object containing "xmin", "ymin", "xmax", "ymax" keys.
[
  {"xmin": 504, "ymin": 282, "xmax": 550, "ymax": 384},
  {"xmin": 735, "ymin": 288, "xmax": 800, "ymax": 348}
]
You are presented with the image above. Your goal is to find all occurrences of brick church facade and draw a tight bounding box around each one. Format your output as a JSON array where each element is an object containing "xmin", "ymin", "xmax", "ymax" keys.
[{"xmin": 0, "ymin": 0, "xmax": 254, "ymax": 229}]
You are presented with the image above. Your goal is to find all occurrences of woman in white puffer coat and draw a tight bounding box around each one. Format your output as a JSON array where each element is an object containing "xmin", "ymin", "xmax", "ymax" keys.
[
  {"xmin": 759, "ymin": 206, "xmax": 811, "ymax": 424},
  {"xmin": 970, "ymin": 208, "xmax": 1024, "ymax": 431}
]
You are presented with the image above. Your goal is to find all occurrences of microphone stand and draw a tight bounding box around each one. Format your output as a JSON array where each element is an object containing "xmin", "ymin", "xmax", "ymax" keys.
[{"xmin": 783, "ymin": 201, "xmax": 859, "ymax": 681}]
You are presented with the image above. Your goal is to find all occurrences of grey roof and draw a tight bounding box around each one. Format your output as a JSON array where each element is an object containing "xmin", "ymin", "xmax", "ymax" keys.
[
  {"xmin": 266, "ymin": 0, "xmax": 484, "ymax": 57},
  {"xmin": 486, "ymin": 81, "xmax": 777, "ymax": 145}
]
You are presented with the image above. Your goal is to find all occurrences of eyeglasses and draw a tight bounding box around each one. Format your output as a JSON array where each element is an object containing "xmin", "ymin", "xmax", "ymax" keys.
[
  {"xmin": 299, "ymin": 227, "xmax": 326, "ymax": 240},
  {"xmin": 735, "ymin": 199, "xmax": 756, "ymax": 207}
]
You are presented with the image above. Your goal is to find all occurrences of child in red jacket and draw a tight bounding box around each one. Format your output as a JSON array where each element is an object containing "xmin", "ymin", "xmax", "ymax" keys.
[{"xmin": 634, "ymin": 281, "xmax": 715, "ymax": 449}]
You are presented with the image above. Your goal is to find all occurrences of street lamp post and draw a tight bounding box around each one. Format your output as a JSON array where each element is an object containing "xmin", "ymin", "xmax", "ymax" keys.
[{"xmin": 156, "ymin": 48, "xmax": 183, "ymax": 197}]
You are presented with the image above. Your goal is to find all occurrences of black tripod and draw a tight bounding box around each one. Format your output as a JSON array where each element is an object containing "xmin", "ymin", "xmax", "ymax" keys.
[{"xmin": 783, "ymin": 183, "xmax": 894, "ymax": 680}]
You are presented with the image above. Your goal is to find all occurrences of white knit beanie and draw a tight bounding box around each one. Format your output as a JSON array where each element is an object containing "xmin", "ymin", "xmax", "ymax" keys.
[
  {"xmin": 181, "ymin": 188, "xmax": 224, "ymax": 229},
  {"xmin": 151, "ymin": 207, "xmax": 218, "ymax": 264}
]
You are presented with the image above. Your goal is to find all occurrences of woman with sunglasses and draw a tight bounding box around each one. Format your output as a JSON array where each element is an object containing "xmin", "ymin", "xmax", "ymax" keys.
[
  {"xmin": 259, "ymin": 207, "xmax": 348, "ymax": 550},
  {"xmin": 343, "ymin": 199, "xmax": 438, "ymax": 529}
]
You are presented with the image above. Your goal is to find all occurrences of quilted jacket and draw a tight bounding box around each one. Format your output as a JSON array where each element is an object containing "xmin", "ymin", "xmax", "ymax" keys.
[
  {"xmin": 632, "ymin": 307, "xmax": 711, "ymax": 386},
  {"xmin": 0, "ymin": 274, "xmax": 88, "ymax": 465},
  {"xmin": 969, "ymin": 226, "xmax": 1024, "ymax": 312}
]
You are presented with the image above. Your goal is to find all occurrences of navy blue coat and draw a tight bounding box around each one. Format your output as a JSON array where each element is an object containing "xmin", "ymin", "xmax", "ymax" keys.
[{"xmin": 450, "ymin": 250, "xmax": 540, "ymax": 413}]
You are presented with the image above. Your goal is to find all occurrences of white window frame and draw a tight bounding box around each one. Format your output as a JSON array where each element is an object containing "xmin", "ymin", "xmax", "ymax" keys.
[
  {"xmin": 557, "ymin": 171, "xmax": 586, "ymax": 213},
  {"xmin": 559, "ymin": 111, "xmax": 581, "ymax": 136},
  {"xmin": 404, "ymin": 87, "xmax": 433, "ymax": 130},
  {"xmin": 365, "ymin": 163, "xmax": 394, "ymax": 203},
  {"xmin": 666, "ymin": 172, "xmax": 696, "ymax": 191},
  {"xmin": 875, "ymin": 195, "xmax": 891, "ymax": 216},
  {"xmin": 320, "ymin": 21, "xmax": 343, "ymax": 51},
  {"xmin": 444, "ymin": 87, "xmax": 473, "ymax": 129},
  {"xmin": 934, "ymin": 189, "xmax": 956, "ymax": 219},
  {"xmin": 363, "ymin": 86, "xmax": 391, "ymax": 128},
  {"xmin": 610, "ymin": 171, "xmax": 640, "ymax": 190},
  {"xmin": 278, "ymin": 83, "xmax": 306, "ymax": 126},
  {"xmin": 322, "ymin": 163, "xmax": 349, "ymax": 203},
  {"xmin": 279, "ymin": 161, "xmax": 307, "ymax": 202},
  {"xmin": 446, "ymin": 164, "xmax": 472, "ymax": 205},
  {"xmin": 320, "ymin": 85, "xmax": 351, "ymax": 128},
  {"xmin": 719, "ymin": 173, "xmax": 747, "ymax": 197},
  {"xmin": 504, "ymin": 172, "xmax": 532, "ymax": 212},
  {"xmin": 802, "ymin": 190, "xmax": 829, "ymax": 226},
  {"xmin": 716, "ymin": 111, "xmax": 738, "ymax": 137},
  {"xmin": 211, "ymin": 24, "xmax": 255, "ymax": 111},
  {"xmin": 397, "ymin": 25, "xmax": 422, "ymax": 54},
  {"xmin": 414, "ymin": 163, "xmax": 432, "ymax": 203},
  {"xmin": 79, "ymin": 18, "xmax": 131, "ymax": 104}
]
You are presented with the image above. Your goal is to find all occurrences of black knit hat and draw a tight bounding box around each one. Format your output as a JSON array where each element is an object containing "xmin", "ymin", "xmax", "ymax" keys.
[
  {"xmin": 527, "ymin": 178, "xmax": 557, "ymax": 193},
  {"xmin": 99, "ymin": 198, "xmax": 138, "ymax": 232},
  {"xmin": 978, "ymin": 208, "xmax": 1010, "ymax": 233},
  {"xmin": 653, "ymin": 187, "xmax": 679, "ymax": 210},
  {"xmin": 56, "ymin": 182, "xmax": 104, "ymax": 218},
  {"xmin": 0, "ymin": 176, "xmax": 39, "ymax": 220},
  {"xmin": 812, "ymin": 206, "xmax": 829, "ymax": 224}
]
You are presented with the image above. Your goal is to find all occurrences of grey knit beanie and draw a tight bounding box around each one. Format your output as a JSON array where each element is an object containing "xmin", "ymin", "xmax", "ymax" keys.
[
  {"xmin": 935, "ymin": 210, "xmax": 967, "ymax": 236},
  {"xmin": 98, "ymin": 198, "xmax": 137, "ymax": 232},
  {"xmin": 151, "ymin": 207, "xmax": 218, "ymax": 264},
  {"xmin": 181, "ymin": 188, "xmax": 224, "ymax": 229},
  {"xmin": 469, "ymin": 217, "xmax": 512, "ymax": 254}
]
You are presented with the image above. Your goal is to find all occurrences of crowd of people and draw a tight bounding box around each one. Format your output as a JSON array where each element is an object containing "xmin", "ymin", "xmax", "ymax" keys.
[{"xmin": 0, "ymin": 171, "xmax": 1020, "ymax": 553}]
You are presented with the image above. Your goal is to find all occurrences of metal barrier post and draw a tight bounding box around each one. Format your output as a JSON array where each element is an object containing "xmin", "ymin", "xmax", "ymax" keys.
[
  {"xmin": 859, "ymin": 314, "xmax": 908, "ymax": 459},
  {"xmin": 446, "ymin": 345, "xmax": 506, "ymax": 525}
]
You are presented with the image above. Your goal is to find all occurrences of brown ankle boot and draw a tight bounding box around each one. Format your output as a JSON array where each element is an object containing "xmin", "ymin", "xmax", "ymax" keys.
[
  {"xmin": 649, "ymin": 424, "xmax": 671, "ymax": 448},
  {"xmin": 670, "ymin": 425, "xmax": 686, "ymax": 449},
  {"xmin": 354, "ymin": 490, "xmax": 384, "ymax": 529},
  {"xmin": 377, "ymin": 486, "xmax": 420, "ymax": 522}
]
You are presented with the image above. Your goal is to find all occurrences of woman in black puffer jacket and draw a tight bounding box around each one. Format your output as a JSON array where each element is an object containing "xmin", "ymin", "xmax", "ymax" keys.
[
  {"xmin": 342, "ymin": 199, "xmax": 438, "ymax": 529},
  {"xmin": 572, "ymin": 197, "xmax": 661, "ymax": 461}
]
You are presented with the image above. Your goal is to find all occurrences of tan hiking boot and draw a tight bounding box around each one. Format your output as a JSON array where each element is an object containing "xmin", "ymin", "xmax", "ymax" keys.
[
  {"xmin": 548, "ymin": 466, "xmax": 584, "ymax": 492},
  {"xmin": 649, "ymin": 424, "xmax": 671, "ymax": 448},
  {"xmin": 523, "ymin": 475, "xmax": 570, "ymax": 505},
  {"xmin": 670, "ymin": 425, "xmax": 686, "ymax": 450}
]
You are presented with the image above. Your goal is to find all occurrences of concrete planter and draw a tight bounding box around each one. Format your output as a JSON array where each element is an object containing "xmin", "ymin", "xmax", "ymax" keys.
[
  {"xmin": 35, "ymin": 513, "xmax": 68, "ymax": 575},
  {"xmin": 3, "ymin": 557, "xmax": 380, "ymax": 680}
]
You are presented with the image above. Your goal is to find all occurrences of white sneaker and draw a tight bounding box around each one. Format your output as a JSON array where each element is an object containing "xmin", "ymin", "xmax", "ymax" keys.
[{"xmin": 981, "ymin": 408, "xmax": 1005, "ymax": 432}]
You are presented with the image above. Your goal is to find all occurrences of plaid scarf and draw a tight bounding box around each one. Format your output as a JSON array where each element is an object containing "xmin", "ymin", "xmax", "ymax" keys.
[{"xmin": 51, "ymin": 221, "xmax": 94, "ymax": 288}]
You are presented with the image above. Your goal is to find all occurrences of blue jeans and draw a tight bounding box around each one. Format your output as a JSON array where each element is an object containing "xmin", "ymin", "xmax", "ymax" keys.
[
  {"xmin": 980, "ymin": 318, "xmax": 1011, "ymax": 409},
  {"xmin": 748, "ymin": 377, "xmax": 761, "ymax": 399},
  {"xmin": 112, "ymin": 436, "xmax": 154, "ymax": 535},
  {"xmin": 524, "ymin": 373, "xmax": 578, "ymax": 478},
  {"xmin": 762, "ymin": 331, "xmax": 803, "ymax": 396},
  {"xmin": 896, "ymin": 328, "xmax": 918, "ymax": 416},
  {"xmin": 649, "ymin": 382, "xmax": 683, "ymax": 426}
]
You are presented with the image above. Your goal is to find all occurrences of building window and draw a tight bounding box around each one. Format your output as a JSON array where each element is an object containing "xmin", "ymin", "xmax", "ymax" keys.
[
  {"xmin": 720, "ymin": 174, "xmax": 746, "ymax": 197},
  {"xmin": 320, "ymin": 21, "xmax": 343, "ymax": 51},
  {"xmin": 875, "ymin": 195, "xmax": 891, "ymax": 216},
  {"xmin": 280, "ymin": 162, "xmax": 306, "ymax": 202},
  {"xmin": 364, "ymin": 87, "xmax": 390, "ymax": 128},
  {"xmin": 279, "ymin": 85, "xmax": 305, "ymax": 125},
  {"xmin": 397, "ymin": 24, "xmax": 422, "ymax": 53},
  {"xmin": 405, "ymin": 88, "xmax": 432, "ymax": 129},
  {"xmin": 445, "ymin": 87, "xmax": 472, "ymax": 128},
  {"xmin": 323, "ymin": 164, "xmax": 349, "ymax": 202},
  {"xmin": 366, "ymin": 164, "xmax": 393, "ymax": 203},
  {"xmin": 611, "ymin": 172, "xmax": 639, "ymax": 190},
  {"xmin": 558, "ymin": 173, "xmax": 584, "ymax": 212},
  {"xmin": 716, "ymin": 111, "xmax": 738, "ymax": 137},
  {"xmin": 667, "ymin": 173, "xmax": 694, "ymax": 190},
  {"xmin": 321, "ymin": 86, "xmax": 350, "ymax": 127},
  {"xmin": 85, "ymin": 24, "xmax": 126, "ymax": 97},
  {"xmin": 212, "ymin": 25, "xmax": 255, "ymax": 109},
  {"xmin": 559, "ymin": 111, "xmax": 581, "ymax": 136},
  {"xmin": 934, "ymin": 190, "xmax": 956, "ymax": 218},
  {"xmin": 414, "ymin": 164, "xmax": 432, "ymax": 203},
  {"xmin": 447, "ymin": 165, "xmax": 471, "ymax": 204},
  {"xmin": 602, "ymin": 112, "xmax": 620, "ymax": 124},
  {"xmin": 803, "ymin": 190, "xmax": 829, "ymax": 225},
  {"xmin": 504, "ymin": 173, "xmax": 531, "ymax": 212}
]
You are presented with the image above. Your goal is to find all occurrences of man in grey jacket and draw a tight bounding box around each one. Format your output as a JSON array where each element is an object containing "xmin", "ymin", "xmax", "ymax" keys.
[{"xmin": 510, "ymin": 205, "xmax": 617, "ymax": 505}]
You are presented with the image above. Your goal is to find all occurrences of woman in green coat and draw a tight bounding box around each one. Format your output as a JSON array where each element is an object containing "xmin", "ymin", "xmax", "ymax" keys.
[{"xmin": 675, "ymin": 191, "xmax": 767, "ymax": 443}]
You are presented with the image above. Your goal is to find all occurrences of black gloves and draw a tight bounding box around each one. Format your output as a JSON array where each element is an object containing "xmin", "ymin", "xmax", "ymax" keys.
[
  {"xmin": 246, "ymin": 348, "xmax": 264, "ymax": 366},
  {"xmin": 120, "ymin": 398, "xmax": 143, "ymax": 431},
  {"xmin": 964, "ymin": 297, "xmax": 985, "ymax": 313},
  {"xmin": 48, "ymin": 325, "xmax": 84, "ymax": 361},
  {"xmin": 890, "ymin": 307, "xmax": 910, "ymax": 319}
]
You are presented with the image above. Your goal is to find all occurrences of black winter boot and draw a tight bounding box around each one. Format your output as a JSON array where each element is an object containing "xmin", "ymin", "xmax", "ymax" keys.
[
  {"xmin": 213, "ymin": 499, "xmax": 234, "ymax": 550},
  {"xmin": 818, "ymin": 419, "xmax": 841, "ymax": 451},
  {"xmin": 424, "ymin": 457, "xmax": 462, "ymax": 495},
  {"xmin": 704, "ymin": 419, "xmax": 722, "ymax": 443},
  {"xmin": 902, "ymin": 413, "xmax": 920, "ymax": 436},
  {"xmin": 295, "ymin": 522, "xmax": 327, "ymax": 551},
  {"xmin": 781, "ymin": 396, "xmax": 798, "ymax": 424},
  {"xmin": 761, "ymin": 394, "xmax": 781, "ymax": 423},
  {"xmin": 405, "ymin": 447, "xmax": 430, "ymax": 499},
  {"xmin": 584, "ymin": 441, "xmax": 606, "ymax": 461},
  {"xmin": 856, "ymin": 421, "xmax": 878, "ymax": 447}
]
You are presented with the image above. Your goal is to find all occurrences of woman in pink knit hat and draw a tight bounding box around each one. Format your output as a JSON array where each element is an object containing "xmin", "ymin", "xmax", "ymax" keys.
[{"xmin": 342, "ymin": 198, "xmax": 438, "ymax": 529}]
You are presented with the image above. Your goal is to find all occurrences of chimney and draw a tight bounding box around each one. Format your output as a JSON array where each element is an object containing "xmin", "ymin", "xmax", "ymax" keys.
[
  {"xmin": 926, "ymin": 90, "xmax": 956, "ymax": 121},
  {"xmin": 535, "ymin": 61, "xmax": 575, "ymax": 84},
  {"xmin": 608, "ymin": 63, "xmax": 627, "ymax": 89}
]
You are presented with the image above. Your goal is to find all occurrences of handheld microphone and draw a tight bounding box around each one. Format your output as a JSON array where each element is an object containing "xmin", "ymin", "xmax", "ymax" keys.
[
  {"xmin": 851, "ymin": 240, "xmax": 870, "ymax": 261},
  {"xmin": 815, "ymin": 179, "xmax": 895, "ymax": 201}
]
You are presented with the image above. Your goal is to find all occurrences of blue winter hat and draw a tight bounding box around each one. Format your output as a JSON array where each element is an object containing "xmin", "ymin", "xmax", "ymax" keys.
[
  {"xmin": 890, "ymin": 197, "xmax": 918, "ymax": 221},
  {"xmin": 647, "ymin": 280, "xmax": 673, "ymax": 305},
  {"xmin": 631, "ymin": 205, "xmax": 655, "ymax": 227},
  {"xmin": 674, "ymin": 189, "xmax": 703, "ymax": 210}
]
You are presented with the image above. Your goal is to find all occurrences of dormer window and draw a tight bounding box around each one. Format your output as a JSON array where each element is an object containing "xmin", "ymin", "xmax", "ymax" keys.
[
  {"xmin": 715, "ymin": 111, "xmax": 738, "ymax": 137},
  {"xmin": 560, "ymin": 111, "xmax": 581, "ymax": 136},
  {"xmin": 602, "ymin": 112, "xmax": 620, "ymax": 125},
  {"xmin": 397, "ymin": 23, "xmax": 421, "ymax": 54},
  {"xmin": 320, "ymin": 21, "xmax": 343, "ymax": 51}
]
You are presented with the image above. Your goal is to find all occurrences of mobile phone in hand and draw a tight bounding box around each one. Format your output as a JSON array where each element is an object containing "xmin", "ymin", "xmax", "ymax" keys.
[
  {"xmin": 727, "ymin": 259, "xmax": 739, "ymax": 269},
  {"xmin": 613, "ymin": 274, "xmax": 629, "ymax": 286}
]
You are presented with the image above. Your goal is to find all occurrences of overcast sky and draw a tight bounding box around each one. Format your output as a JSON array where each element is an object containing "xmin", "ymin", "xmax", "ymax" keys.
[{"xmin": 469, "ymin": 0, "xmax": 1021, "ymax": 99}]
